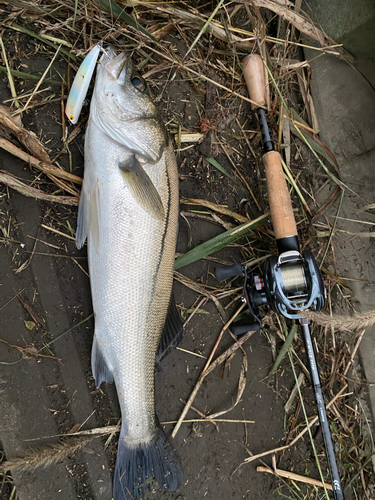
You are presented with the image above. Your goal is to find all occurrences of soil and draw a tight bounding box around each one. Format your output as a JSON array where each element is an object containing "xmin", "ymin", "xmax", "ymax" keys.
[{"xmin": 0, "ymin": 20, "xmax": 367, "ymax": 500}]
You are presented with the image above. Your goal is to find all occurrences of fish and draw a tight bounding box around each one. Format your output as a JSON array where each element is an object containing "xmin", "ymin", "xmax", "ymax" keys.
[{"xmin": 75, "ymin": 47, "xmax": 183, "ymax": 500}]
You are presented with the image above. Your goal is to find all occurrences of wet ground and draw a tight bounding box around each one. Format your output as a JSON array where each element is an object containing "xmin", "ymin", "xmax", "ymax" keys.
[{"xmin": 0, "ymin": 19, "xmax": 372, "ymax": 500}]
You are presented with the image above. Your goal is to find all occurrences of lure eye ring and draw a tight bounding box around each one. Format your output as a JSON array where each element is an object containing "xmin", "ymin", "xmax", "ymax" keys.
[{"xmin": 131, "ymin": 74, "xmax": 146, "ymax": 93}]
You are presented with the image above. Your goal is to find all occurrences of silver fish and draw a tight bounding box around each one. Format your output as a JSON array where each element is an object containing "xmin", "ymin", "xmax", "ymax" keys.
[{"xmin": 76, "ymin": 48, "xmax": 182, "ymax": 499}]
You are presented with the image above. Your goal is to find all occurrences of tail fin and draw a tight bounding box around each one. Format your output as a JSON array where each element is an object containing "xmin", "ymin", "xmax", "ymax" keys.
[{"xmin": 113, "ymin": 426, "xmax": 183, "ymax": 500}]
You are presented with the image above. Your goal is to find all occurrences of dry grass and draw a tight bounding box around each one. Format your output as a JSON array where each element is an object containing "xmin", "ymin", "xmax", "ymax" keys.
[{"xmin": 0, "ymin": 1, "xmax": 372, "ymax": 499}]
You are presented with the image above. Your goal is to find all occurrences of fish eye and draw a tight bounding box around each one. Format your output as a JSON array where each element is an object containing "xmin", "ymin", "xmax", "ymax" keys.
[{"xmin": 131, "ymin": 74, "xmax": 147, "ymax": 93}]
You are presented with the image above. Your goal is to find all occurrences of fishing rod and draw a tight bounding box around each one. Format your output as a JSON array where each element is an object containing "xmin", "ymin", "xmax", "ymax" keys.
[{"xmin": 214, "ymin": 54, "xmax": 344, "ymax": 499}]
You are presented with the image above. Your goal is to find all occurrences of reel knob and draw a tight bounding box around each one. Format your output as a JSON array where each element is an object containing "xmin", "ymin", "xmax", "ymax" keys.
[{"xmin": 214, "ymin": 264, "xmax": 243, "ymax": 281}]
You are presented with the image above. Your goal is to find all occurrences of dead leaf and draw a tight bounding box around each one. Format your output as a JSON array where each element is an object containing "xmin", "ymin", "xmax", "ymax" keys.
[{"xmin": 24, "ymin": 320, "xmax": 36, "ymax": 330}]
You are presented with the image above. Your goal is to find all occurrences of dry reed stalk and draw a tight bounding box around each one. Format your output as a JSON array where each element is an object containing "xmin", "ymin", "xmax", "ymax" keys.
[
  {"xmin": 152, "ymin": 5, "xmax": 255, "ymax": 48},
  {"xmin": 164, "ymin": 418, "xmax": 255, "ymax": 424},
  {"xmin": 245, "ymin": 384, "xmax": 348, "ymax": 463},
  {"xmin": 0, "ymin": 106, "xmax": 50, "ymax": 163},
  {"xmin": 172, "ymin": 302, "xmax": 251, "ymax": 438},
  {"xmin": 0, "ymin": 171, "xmax": 79, "ymax": 206},
  {"xmin": 257, "ymin": 465, "xmax": 333, "ymax": 490},
  {"xmin": 181, "ymin": 197, "xmax": 248, "ymax": 223},
  {"xmin": 0, "ymin": 137, "xmax": 82, "ymax": 185},
  {"xmin": 303, "ymin": 310, "xmax": 375, "ymax": 332},
  {"xmin": 241, "ymin": 0, "xmax": 355, "ymax": 64},
  {"xmin": 0, "ymin": 437, "xmax": 91, "ymax": 473}
]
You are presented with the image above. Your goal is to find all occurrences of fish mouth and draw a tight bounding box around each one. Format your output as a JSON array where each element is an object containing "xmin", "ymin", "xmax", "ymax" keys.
[{"xmin": 100, "ymin": 46, "xmax": 129, "ymax": 83}]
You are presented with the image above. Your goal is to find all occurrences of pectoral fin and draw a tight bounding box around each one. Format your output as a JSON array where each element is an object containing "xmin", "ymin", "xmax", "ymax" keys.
[{"xmin": 119, "ymin": 156, "xmax": 165, "ymax": 220}]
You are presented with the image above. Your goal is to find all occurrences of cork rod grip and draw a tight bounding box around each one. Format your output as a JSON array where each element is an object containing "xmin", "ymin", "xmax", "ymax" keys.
[
  {"xmin": 263, "ymin": 151, "xmax": 298, "ymax": 240},
  {"xmin": 242, "ymin": 54, "xmax": 267, "ymax": 109}
]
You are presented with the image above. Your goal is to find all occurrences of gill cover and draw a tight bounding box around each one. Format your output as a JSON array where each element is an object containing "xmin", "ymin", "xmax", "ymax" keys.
[{"xmin": 91, "ymin": 51, "xmax": 166, "ymax": 163}]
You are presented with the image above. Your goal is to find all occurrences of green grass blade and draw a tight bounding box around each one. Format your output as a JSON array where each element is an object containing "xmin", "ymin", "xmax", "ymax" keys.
[
  {"xmin": 289, "ymin": 109, "xmax": 337, "ymax": 170},
  {"xmin": 280, "ymin": 156, "xmax": 310, "ymax": 215},
  {"xmin": 268, "ymin": 324, "xmax": 298, "ymax": 376},
  {"xmin": 95, "ymin": 0, "xmax": 156, "ymax": 41},
  {"xmin": 320, "ymin": 188, "xmax": 344, "ymax": 268},
  {"xmin": 0, "ymin": 66, "xmax": 64, "ymax": 86},
  {"xmin": 206, "ymin": 157, "xmax": 238, "ymax": 184},
  {"xmin": 10, "ymin": 24, "xmax": 75, "ymax": 61},
  {"xmin": 41, "ymin": 313, "xmax": 94, "ymax": 352},
  {"xmin": 264, "ymin": 60, "xmax": 362, "ymax": 199},
  {"xmin": 174, "ymin": 213, "xmax": 268, "ymax": 270},
  {"xmin": 183, "ymin": 0, "xmax": 225, "ymax": 60}
]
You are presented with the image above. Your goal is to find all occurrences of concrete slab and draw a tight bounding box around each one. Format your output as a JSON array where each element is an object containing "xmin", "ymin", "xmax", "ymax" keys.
[
  {"xmin": 304, "ymin": 0, "xmax": 375, "ymax": 59},
  {"xmin": 0, "ymin": 78, "xmax": 113, "ymax": 497},
  {"xmin": 304, "ymin": 50, "xmax": 375, "ymax": 422},
  {"xmin": 0, "ymin": 254, "xmax": 78, "ymax": 500}
]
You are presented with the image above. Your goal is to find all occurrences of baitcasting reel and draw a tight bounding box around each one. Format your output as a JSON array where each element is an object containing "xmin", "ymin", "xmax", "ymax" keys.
[{"xmin": 215, "ymin": 249, "xmax": 326, "ymax": 335}]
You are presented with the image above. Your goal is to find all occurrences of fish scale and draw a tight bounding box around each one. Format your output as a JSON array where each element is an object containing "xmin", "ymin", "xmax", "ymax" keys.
[{"xmin": 75, "ymin": 47, "xmax": 182, "ymax": 499}]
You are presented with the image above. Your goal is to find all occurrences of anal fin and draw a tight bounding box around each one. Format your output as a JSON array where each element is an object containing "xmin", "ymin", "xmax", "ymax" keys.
[
  {"xmin": 156, "ymin": 294, "xmax": 184, "ymax": 363},
  {"xmin": 92, "ymin": 336, "xmax": 114, "ymax": 388}
]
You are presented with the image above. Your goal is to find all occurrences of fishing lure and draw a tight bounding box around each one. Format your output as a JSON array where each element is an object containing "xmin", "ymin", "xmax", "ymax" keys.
[{"xmin": 65, "ymin": 43, "xmax": 101, "ymax": 124}]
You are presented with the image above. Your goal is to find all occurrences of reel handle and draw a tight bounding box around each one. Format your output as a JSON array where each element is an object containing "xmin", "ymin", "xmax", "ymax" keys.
[
  {"xmin": 242, "ymin": 54, "xmax": 298, "ymax": 243},
  {"xmin": 231, "ymin": 322, "xmax": 262, "ymax": 336},
  {"xmin": 214, "ymin": 263, "xmax": 243, "ymax": 281}
]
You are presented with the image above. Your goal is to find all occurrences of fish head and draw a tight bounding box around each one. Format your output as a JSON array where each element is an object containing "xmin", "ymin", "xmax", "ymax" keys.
[{"xmin": 91, "ymin": 47, "xmax": 166, "ymax": 162}]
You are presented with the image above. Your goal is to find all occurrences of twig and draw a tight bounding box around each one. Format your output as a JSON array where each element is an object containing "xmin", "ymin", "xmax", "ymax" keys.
[
  {"xmin": 343, "ymin": 329, "xmax": 366, "ymax": 377},
  {"xmin": 0, "ymin": 338, "xmax": 60, "ymax": 362},
  {"xmin": 20, "ymin": 44, "xmax": 62, "ymax": 113},
  {"xmin": 243, "ymin": 0, "xmax": 355, "ymax": 64},
  {"xmin": 181, "ymin": 197, "xmax": 248, "ymax": 223},
  {"xmin": 0, "ymin": 36, "xmax": 20, "ymax": 107},
  {"xmin": 180, "ymin": 399, "xmax": 219, "ymax": 431},
  {"xmin": 0, "ymin": 66, "xmax": 64, "ymax": 86},
  {"xmin": 24, "ymin": 425, "xmax": 121, "ymax": 442},
  {"xmin": 284, "ymin": 372, "xmax": 305, "ymax": 413},
  {"xmin": 0, "ymin": 171, "xmax": 79, "ymax": 206},
  {"xmin": 171, "ymin": 302, "xmax": 250, "ymax": 438},
  {"xmin": 104, "ymin": 419, "xmax": 121, "ymax": 449},
  {"xmin": 245, "ymin": 384, "xmax": 348, "ymax": 463},
  {"xmin": 0, "ymin": 137, "xmax": 82, "ymax": 185},
  {"xmin": 164, "ymin": 418, "xmax": 254, "ymax": 424},
  {"xmin": 183, "ymin": 297, "xmax": 208, "ymax": 328},
  {"xmin": 257, "ymin": 464, "xmax": 333, "ymax": 490},
  {"xmin": 41, "ymin": 224, "xmax": 75, "ymax": 241}
]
